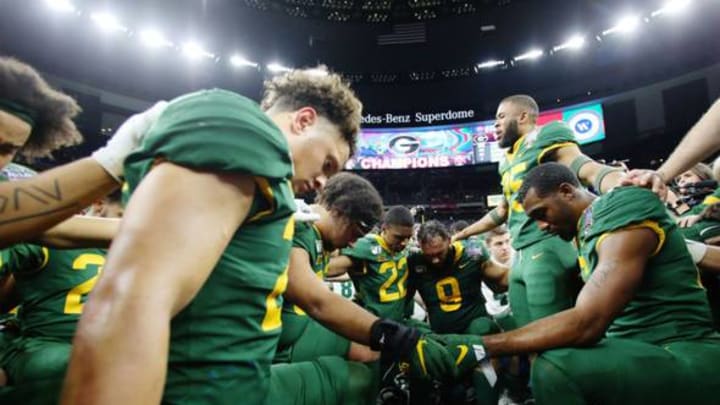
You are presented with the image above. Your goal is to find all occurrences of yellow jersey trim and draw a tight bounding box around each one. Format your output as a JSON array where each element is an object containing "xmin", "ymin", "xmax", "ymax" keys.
[
  {"xmin": 248, "ymin": 177, "xmax": 275, "ymax": 222},
  {"xmin": 452, "ymin": 241, "xmax": 465, "ymax": 265},
  {"xmin": 537, "ymin": 142, "xmax": 576, "ymax": 164},
  {"xmin": 595, "ymin": 220, "xmax": 666, "ymax": 257}
]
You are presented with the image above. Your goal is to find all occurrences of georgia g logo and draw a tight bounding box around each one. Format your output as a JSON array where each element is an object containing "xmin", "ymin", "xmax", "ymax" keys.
[{"xmin": 389, "ymin": 135, "xmax": 420, "ymax": 155}]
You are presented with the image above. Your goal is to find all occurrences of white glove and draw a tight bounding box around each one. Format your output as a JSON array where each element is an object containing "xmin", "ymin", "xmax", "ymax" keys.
[
  {"xmin": 92, "ymin": 101, "xmax": 168, "ymax": 181},
  {"xmin": 294, "ymin": 199, "xmax": 320, "ymax": 222}
]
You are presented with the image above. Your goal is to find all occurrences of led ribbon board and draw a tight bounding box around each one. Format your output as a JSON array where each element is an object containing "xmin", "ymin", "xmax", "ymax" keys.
[{"xmin": 346, "ymin": 102, "xmax": 605, "ymax": 170}]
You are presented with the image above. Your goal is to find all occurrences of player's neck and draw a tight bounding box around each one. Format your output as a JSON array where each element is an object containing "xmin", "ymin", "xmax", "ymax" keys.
[
  {"xmin": 575, "ymin": 191, "xmax": 597, "ymax": 220},
  {"xmin": 313, "ymin": 205, "xmax": 333, "ymax": 248}
]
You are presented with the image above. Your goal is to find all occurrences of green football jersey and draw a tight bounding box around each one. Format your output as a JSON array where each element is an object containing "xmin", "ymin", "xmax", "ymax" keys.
[
  {"xmin": 407, "ymin": 242, "xmax": 489, "ymax": 333},
  {"xmin": 499, "ymin": 122, "xmax": 577, "ymax": 250},
  {"xmin": 123, "ymin": 89, "xmax": 296, "ymax": 404},
  {"xmin": 680, "ymin": 219, "xmax": 720, "ymax": 243},
  {"xmin": 277, "ymin": 222, "xmax": 330, "ymax": 351},
  {"xmin": 577, "ymin": 186, "xmax": 715, "ymax": 345},
  {"xmin": 0, "ymin": 245, "xmax": 105, "ymax": 341},
  {"xmin": 341, "ymin": 234, "xmax": 409, "ymax": 321},
  {"xmin": 0, "ymin": 163, "xmax": 36, "ymax": 328}
]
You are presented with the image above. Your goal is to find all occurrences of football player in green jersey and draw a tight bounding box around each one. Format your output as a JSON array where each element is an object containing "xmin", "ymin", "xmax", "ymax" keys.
[
  {"xmin": 407, "ymin": 221, "xmax": 509, "ymax": 405},
  {"xmin": 0, "ymin": 56, "xmax": 163, "ymax": 246},
  {"xmin": 444, "ymin": 163, "xmax": 720, "ymax": 404},
  {"xmin": 63, "ymin": 69, "xmax": 451, "ymax": 405},
  {"xmin": 453, "ymin": 95, "xmax": 626, "ymax": 328},
  {"xmin": 0, "ymin": 192, "xmax": 121, "ymax": 404},
  {"xmin": 407, "ymin": 220, "xmax": 508, "ymax": 335},
  {"xmin": 277, "ymin": 172, "xmax": 381, "ymax": 366},
  {"xmin": 273, "ymin": 172, "xmax": 382, "ymax": 405},
  {"xmin": 328, "ymin": 206, "xmax": 415, "ymax": 322}
]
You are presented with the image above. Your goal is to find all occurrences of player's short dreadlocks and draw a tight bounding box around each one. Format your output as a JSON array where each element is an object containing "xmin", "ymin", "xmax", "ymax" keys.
[{"xmin": 316, "ymin": 172, "xmax": 383, "ymax": 232}]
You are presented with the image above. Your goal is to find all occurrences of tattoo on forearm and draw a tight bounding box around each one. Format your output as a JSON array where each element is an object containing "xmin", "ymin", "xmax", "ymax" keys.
[
  {"xmin": 588, "ymin": 259, "xmax": 618, "ymax": 291},
  {"xmin": 0, "ymin": 179, "xmax": 77, "ymax": 226}
]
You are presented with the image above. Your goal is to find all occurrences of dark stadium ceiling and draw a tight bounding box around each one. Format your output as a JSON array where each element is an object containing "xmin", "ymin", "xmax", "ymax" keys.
[
  {"xmin": 0, "ymin": 0, "xmax": 718, "ymax": 107},
  {"xmin": 240, "ymin": 0, "xmax": 515, "ymax": 23}
]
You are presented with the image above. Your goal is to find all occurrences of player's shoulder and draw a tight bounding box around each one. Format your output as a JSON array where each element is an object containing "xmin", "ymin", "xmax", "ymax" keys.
[
  {"xmin": 341, "ymin": 234, "xmax": 376, "ymax": 258},
  {"xmin": 356, "ymin": 233, "xmax": 379, "ymax": 248},
  {"xmin": 128, "ymin": 88, "xmax": 292, "ymax": 181},
  {"xmin": 456, "ymin": 241, "xmax": 486, "ymax": 266},
  {"xmin": 292, "ymin": 221, "xmax": 319, "ymax": 250},
  {"xmin": 533, "ymin": 121, "xmax": 576, "ymax": 148},
  {"xmin": 293, "ymin": 220, "xmax": 315, "ymax": 238},
  {"xmin": 581, "ymin": 186, "xmax": 669, "ymax": 240},
  {"xmin": 166, "ymin": 88, "xmax": 260, "ymax": 116},
  {"xmin": 157, "ymin": 89, "xmax": 274, "ymax": 136},
  {"xmin": 593, "ymin": 186, "xmax": 663, "ymax": 215}
]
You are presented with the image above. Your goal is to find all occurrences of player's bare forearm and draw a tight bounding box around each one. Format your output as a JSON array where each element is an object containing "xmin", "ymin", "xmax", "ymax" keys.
[
  {"xmin": 287, "ymin": 249, "xmax": 377, "ymax": 344},
  {"xmin": 0, "ymin": 158, "xmax": 118, "ymax": 248},
  {"xmin": 554, "ymin": 145, "xmax": 624, "ymax": 193},
  {"xmin": 62, "ymin": 272, "xmax": 173, "ymax": 405},
  {"xmin": 326, "ymin": 255, "xmax": 354, "ymax": 277},
  {"xmin": 455, "ymin": 203, "xmax": 507, "ymax": 241},
  {"xmin": 37, "ymin": 216, "xmax": 120, "ymax": 248},
  {"xmin": 62, "ymin": 163, "xmax": 255, "ymax": 405},
  {"xmin": 482, "ymin": 261, "xmax": 509, "ymax": 291},
  {"xmin": 482, "ymin": 307, "xmax": 595, "ymax": 357},
  {"xmin": 305, "ymin": 291, "xmax": 378, "ymax": 344},
  {"xmin": 658, "ymin": 98, "xmax": 720, "ymax": 180}
]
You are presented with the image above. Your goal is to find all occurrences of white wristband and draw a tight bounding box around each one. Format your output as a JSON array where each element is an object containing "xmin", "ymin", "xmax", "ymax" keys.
[{"xmin": 685, "ymin": 239, "xmax": 708, "ymax": 264}]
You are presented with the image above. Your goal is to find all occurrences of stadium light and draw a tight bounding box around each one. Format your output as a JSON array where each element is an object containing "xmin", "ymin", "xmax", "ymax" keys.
[
  {"xmin": 553, "ymin": 35, "xmax": 585, "ymax": 52},
  {"xmin": 652, "ymin": 0, "xmax": 691, "ymax": 17},
  {"xmin": 513, "ymin": 49, "xmax": 543, "ymax": 61},
  {"xmin": 182, "ymin": 41, "xmax": 215, "ymax": 60},
  {"xmin": 267, "ymin": 63, "xmax": 292, "ymax": 73},
  {"xmin": 476, "ymin": 60, "xmax": 505, "ymax": 69},
  {"xmin": 139, "ymin": 29, "xmax": 173, "ymax": 49},
  {"xmin": 602, "ymin": 15, "xmax": 640, "ymax": 36},
  {"xmin": 90, "ymin": 12, "xmax": 127, "ymax": 33},
  {"xmin": 45, "ymin": 0, "xmax": 76, "ymax": 13},
  {"xmin": 230, "ymin": 55, "xmax": 258, "ymax": 68}
]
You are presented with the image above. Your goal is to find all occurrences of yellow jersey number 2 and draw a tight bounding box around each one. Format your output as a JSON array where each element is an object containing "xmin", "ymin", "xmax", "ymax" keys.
[
  {"xmin": 64, "ymin": 253, "xmax": 106, "ymax": 314},
  {"xmin": 378, "ymin": 257, "xmax": 408, "ymax": 302}
]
